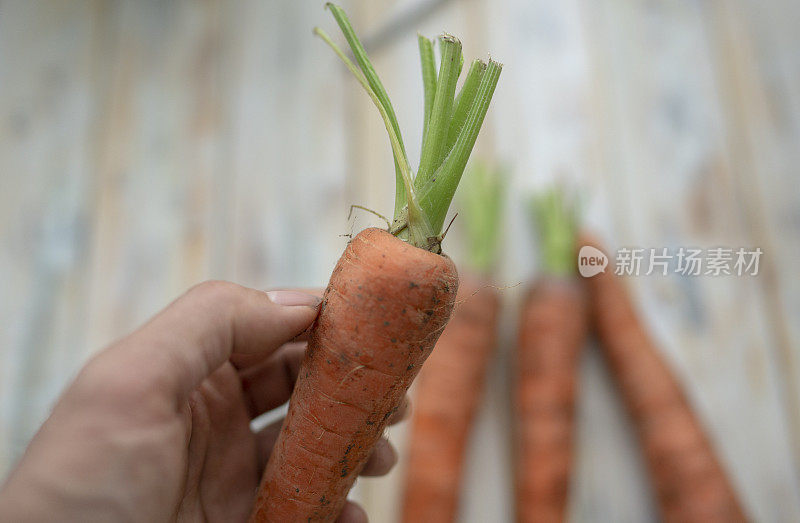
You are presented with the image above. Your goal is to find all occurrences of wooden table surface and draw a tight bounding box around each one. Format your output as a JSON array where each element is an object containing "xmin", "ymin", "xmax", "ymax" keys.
[{"xmin": 1, "ymin": 1, "xmax": 798, "ymax": 521}]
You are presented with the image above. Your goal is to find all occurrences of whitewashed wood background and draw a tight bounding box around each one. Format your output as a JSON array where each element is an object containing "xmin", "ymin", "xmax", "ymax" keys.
[{"xmin": 1, "ymin": 1, "xmax": 798, "ymax": 521}]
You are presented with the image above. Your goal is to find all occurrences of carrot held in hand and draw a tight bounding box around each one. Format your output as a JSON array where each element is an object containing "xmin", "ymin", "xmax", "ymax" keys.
[
  {"xmin": 581, "ymin": 234, "xmax": 748, "ymax": 523},
  {"xmin": 254, "ymin": 228, "xmax": 457, "ymax": 521},
  {"xmin": 402, "ymin": 164, "xmax": 505, "ymax": 523},
  {"xmin": 514, "ymin": 190, "xmax": 587, "ymax": 523},
  {"xmin": 250, "ymin": 4, "xmax": 501, "ymax": 521}
]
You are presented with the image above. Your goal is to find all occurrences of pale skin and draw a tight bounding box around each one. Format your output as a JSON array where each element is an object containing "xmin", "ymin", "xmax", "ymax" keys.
[{"xmin": 0, "ymin": 281, "xmax": 405, "ymax": 522}]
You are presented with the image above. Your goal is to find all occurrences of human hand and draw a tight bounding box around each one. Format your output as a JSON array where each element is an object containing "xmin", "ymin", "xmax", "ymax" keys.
[{"xmin": 0, "ymin": 281, "xmax": 405, "ymax": 522}]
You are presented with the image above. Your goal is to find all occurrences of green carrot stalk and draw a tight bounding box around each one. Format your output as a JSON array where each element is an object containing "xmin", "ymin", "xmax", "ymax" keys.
[
  {"xmin": 529, "ymin": 188, "xmax": 580, "ymax": 276},
  {"xmin": 416, "ymin": 35, "xmax": 462, "ymax": 188},
  {"xmin": 326, "ymin": 3, "xmax": 409, "ymax": 216},
  {"xmin": 446, "ymin": 60, "xmax": 486, "ymax": 152},
  {"xmin": 418, "ymin": 60, "xmax": 502, "ymax": 233},
  {"xmin": 418, "ymin": 35, "xmax": 437, "ymax": 141},
  {"xmin": 317, "ymin": 3, "xmax": 502, "ymax": 252},
  {"xmin": 460, "ymin": 162, "xmax": 506, "ymax": 275}
]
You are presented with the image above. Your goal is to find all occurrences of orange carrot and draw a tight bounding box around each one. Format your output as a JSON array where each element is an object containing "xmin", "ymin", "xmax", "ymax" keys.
[
  {"xmin": 250, "ymin": 228, "xmax": 458, "ymax": 521},
  {"xmin": 514, "ymin": 189, "xmax": 586, "ymax": 522},
  {"xmin": 582, "ymin": 235, "xmax": 748, "ymax": 522},
  {"xmin": 514, "ymin": 279, "xmax": 587, "ymax": 523},
  {"xmin": 401, "ymin": 275, "xmax": 500, "ymax": 522}
]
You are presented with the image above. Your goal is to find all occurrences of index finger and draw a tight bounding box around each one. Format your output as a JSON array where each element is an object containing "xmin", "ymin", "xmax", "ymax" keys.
[
  {"xmin": 106, "ymin": 281, "xmax": 320, "ymax": 406},
  {"xmin": 230, "ymin": 288, "xmax": 325, "ymax": 369}
]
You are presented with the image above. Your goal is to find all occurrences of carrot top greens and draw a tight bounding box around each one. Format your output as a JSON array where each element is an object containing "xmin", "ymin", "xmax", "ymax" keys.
[
  {"xmin": 530, "ymin": 188, "xmax": 580, "ymax": 277},
  {"xmin": 460, "ymin": 162, "xmax": 506, "ymax": 274},
  {"xmin": 315, "ymin": 3, "xmax": 502, "ymax": 252}
]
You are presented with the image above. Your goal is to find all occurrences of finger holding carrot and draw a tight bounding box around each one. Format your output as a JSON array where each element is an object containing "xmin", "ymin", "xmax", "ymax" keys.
[
  {"xmin": 250, "ymin": 4, "xmax": 502, "ymax": 521},
  {"xmin": 0, "ymin": 283, "xmax": 395, "ymax": 523}
]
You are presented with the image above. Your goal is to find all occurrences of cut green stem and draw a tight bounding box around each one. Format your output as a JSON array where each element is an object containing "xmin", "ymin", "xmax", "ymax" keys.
[
  {"xmin": 418, "ymin": 34, "xmax": 437, "ymax": 142},
  {"xmin": 416, "ymin": 35, "xmax": 462, "ymax": 189},
  {"xmin": 447, "ymin": 60, "xmax": 486, "ymax": 152},
  {"xmin": 419, "ymin": 59, "xmax": 502, "ymax": 233}
]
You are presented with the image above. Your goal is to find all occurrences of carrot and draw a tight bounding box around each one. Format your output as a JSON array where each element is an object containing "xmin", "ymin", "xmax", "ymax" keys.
[
  {"xmin": 401, "ymin": 163, "xmax": 505, "ymax": 523},
  {"xmin": 514, "ymin": 189, "xmax": 587, "ymax": 522},
  {"xmin": 252, "ymin": 227, "xmax": 457, "ymax": 521},
  {"xmin": 250, "ymin": 5, "xmax": 501, "ymax": 521},
  {"xmin": 515, "ymin": 280, "xmax": 586, "ymax": 522},
  {"xmin": 581, "ymin": 234, "xmax": 748, "ymax": 522}
]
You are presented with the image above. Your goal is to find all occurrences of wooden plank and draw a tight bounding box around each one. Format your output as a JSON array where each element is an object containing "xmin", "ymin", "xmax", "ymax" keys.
[
  {"xmin": 85, "ymin": 0, "xmax": 228, "ymax": 354},
  {"xmin": 224, "ymin": 0, "xmax": 348, "ymax": 290},
  {"xmin": 0, "ymin": 0, "xmax": 102, "ymax": 473},
  {"xmin": 581, "ymin": 0, "xmax": 800, "ymax": 520},
  {"xmin": 459, "ymin": 311, "xmax": 515, "ymax": 523},
  {"xmin": 571, "ymin": 346, "xmax": 658, "ymax": 522},
  {"xmin": 705, "ymin": 0, "xmax": 800, "ymax": 485}
]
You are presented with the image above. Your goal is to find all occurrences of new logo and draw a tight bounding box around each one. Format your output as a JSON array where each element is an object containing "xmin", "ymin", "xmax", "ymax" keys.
[{"xmin": 578, "ymin": 246, "xmax": 608, "ymax": 278}]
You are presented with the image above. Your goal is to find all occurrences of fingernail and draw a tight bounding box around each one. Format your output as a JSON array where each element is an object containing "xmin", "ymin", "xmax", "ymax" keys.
[{"xmin": 266, "ymin": 290, "xmax": 321, "ymax": 309}]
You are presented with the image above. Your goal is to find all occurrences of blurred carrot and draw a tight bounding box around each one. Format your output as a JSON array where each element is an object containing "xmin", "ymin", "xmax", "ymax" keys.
[
  {"xmin": 402, "ymin": 163, "xmax": 504, "ymax": 522},
  {"xmin": 402, "ymin": 276, "xmax": 499, "ymax": 522},
  {"xmin": 581, "ymin": 234, "xmax": 748, "ymax": 523},
  {"xmin": 514, "ymin": 189, "xmax": 587, "ymax": 522}
]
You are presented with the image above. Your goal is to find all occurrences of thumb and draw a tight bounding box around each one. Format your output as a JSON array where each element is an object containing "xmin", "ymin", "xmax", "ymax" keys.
[{"xmin": 109, "ymin": 281, "xmax": 320, "ymax": 405}]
